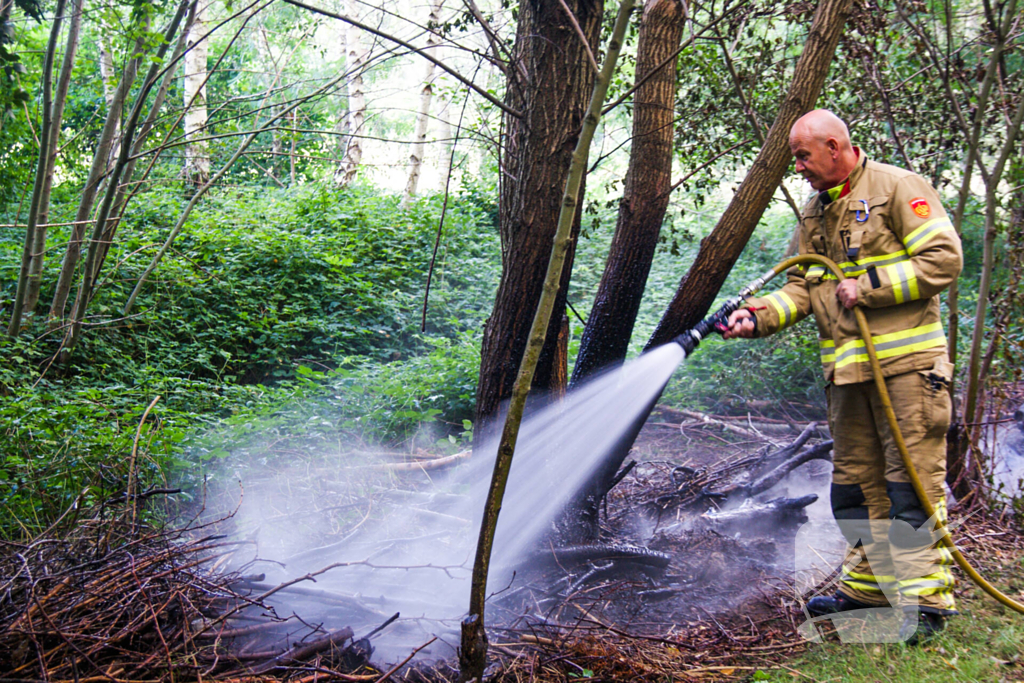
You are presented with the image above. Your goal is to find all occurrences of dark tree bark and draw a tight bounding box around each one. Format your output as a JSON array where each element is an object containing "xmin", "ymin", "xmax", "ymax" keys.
[
  {"xmin": 645, "ymin": 0, "xmax": 853, "ymax": 349},
  {"xmin": 563, "ymin": 0, "xmax": 853, "ymax": 540},
  {"xmin": 474, "ymin": 0, "xmax": 603, "ymax": 434},
  {"xmin": 570, "ymin": 0, "xmax": 686, "ymax": 385}
]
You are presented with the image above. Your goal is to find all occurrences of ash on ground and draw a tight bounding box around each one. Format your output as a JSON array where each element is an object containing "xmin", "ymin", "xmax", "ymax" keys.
[{"xmin": 204, "ymin": 403, "xmax": 845, "ymax": 670}]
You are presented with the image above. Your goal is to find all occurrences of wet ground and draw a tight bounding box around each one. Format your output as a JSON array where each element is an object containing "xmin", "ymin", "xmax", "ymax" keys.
[
  {"xmin": 206, "ymin": 405, "xmax": 846, "ymax": 667},
  {"xmin": 488, "ymin": 418, "xmax": 844, "ymax": 642}
]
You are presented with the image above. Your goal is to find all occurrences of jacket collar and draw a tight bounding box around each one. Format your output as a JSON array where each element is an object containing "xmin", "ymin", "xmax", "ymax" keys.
[{"xmin": 817, "ymin": 147, "xmax": 866, "ymax": 208}]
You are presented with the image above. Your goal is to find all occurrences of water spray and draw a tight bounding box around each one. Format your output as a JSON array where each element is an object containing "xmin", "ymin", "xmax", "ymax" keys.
[{"xmin": 673, "ymin": 253, "xmax": 1024, "ymax": 616}]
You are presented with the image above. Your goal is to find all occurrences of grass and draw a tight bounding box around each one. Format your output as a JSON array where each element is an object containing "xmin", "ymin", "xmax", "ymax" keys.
[
  {"xmin": 753, "ymin": 534, "xmax": 1024, "ymax": 683},
  {"xmin": 764, "ymin": 612, "xmax": 1023, "ymax": 682}
]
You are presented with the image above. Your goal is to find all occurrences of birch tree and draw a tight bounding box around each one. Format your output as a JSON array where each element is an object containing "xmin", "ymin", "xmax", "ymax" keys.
[
  {"xmin": 401, "ymin": 0, "xmax": 443, "ymax": 205},
  {"xmin": 97, "ymin": 37, "xmax": 121, "ymax": 168},
  {"xmin": 334, "ymin": 0, "xmax": 366, "ymax": 186},
  {"xmin": 183, "ymin": 0, "xmax": 211, "ymax": 186}
]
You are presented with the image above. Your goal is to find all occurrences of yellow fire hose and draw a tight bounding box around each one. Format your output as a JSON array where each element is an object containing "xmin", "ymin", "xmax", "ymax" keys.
[{"xmin": 769, "ymin": 254, "xmax": 1024, "ymax": 615}]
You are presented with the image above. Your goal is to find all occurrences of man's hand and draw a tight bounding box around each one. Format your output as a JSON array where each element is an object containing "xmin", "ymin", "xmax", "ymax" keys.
[
  {"xmin": 723, "ymin": 308, "xmax": 756, "ymax": 339},
  {"xmin": 836, "ymin": 278, "xmax": 859, "ymax": 309}
]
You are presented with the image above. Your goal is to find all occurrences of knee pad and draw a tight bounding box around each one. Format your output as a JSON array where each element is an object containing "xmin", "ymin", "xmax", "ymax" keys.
[
  {"xmin": 831, "ymin": 483, "xmax": 872, "ymax": 546},
  {"xmin": 886, "ymin": 481, "xmax": 936, "ymax": 548}
]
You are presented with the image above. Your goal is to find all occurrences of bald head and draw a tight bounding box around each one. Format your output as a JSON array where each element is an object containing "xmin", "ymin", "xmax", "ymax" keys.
[
  {"xmin": 789, "ymin": 110, "xmax": 859, "ymax": 191},
  {"xmin": 791, "ymin": 110, "xmax": 852, "ymax": 148}
]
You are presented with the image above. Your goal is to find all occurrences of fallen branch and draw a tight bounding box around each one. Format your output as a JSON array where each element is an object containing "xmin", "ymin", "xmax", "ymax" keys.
[
  {"xmin": 373, "ymin": 636, "xmax": 436, "ymax": 683},
  {"xmin": 374, "ymin": 450, "xmax": 471, "ymax": 471},
  {"xmin": 249, "ymin": 626, "xmax": 354, "ymax": 673}
]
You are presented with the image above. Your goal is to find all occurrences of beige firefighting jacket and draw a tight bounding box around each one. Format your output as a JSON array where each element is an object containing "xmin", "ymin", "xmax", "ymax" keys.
[{"xmin": 746, "ymin": 153, "xmax": 963, "ymax": 385}]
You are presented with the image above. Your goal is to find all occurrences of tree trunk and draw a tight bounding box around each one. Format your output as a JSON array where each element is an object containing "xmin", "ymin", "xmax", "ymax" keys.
[
  {"xmin": 459, "ymin": 6, "xmax": 632, "ymax": 678},
  {"xmin": 6, "ymin": 0, "xmax": 66, "ymax": 336},
  {"xmin": 49, "ymin": 24, "xmax": 149, "ymax": 324},
  {"xmin": 62, "ymin": 0, "xmax": 191, "ymax": 358},
  {"xmin": 645, "ymin": 0, "xmax": 853, "ymax": 349},
  {"xmin": 473, "ymin": 0, "xmax": 603, "ymax": 436},
  {"xmin": 570, "ymin": 0, "xmax": 685, "ymax": 385},
  {"xmin": 402, "ymin": 0, "xmax": 442, "ymax": 205},
  {"xmin": 183, "ymin": 0, "xmax": 211, "ymax": 187},
  {"xmin": 92, "ymin": 5, "xmax": 195, "ymax": 284},
  {"xmin": 941, "ymin": 0, "xmax": 1021, "ymax": 497},
  {"xmin": 335, "ymin": 0, "xmax": 366, "ymax": 186},
  {"xmin": 97, "ymin": 37, "xmax": 122, "ymax": 170},
  {"xmin": 289, "ymin": 109, "xmax": 297, "ymax": 184},
  {"xmin": 959, "ymin": 89, "xmax": 1024, "ymax": 479},
  {"xmin": 23, "ymin": 0, "xmax": 82, "ymax": 318},
  {"xmin": 549, "ymin": 314, "xmax": 570, "ymax": 400}
]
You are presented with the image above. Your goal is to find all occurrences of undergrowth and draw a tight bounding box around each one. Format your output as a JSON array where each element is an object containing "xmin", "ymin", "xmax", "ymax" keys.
[{"xmin": 0, "ymin": 178, "xmax": 996, "ymax": 539}]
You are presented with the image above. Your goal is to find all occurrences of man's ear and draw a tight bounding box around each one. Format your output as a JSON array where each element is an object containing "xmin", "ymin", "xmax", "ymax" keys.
[{"xmin": 826, "ymin": 137, "xmax": 840, "ymax": 157}]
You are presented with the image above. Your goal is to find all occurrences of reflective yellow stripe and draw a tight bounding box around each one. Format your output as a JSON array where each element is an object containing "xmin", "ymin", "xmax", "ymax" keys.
[
  {"xmin": 904, "ymin": 217, "xmax": 953, "ymax": 254},
  {"xmin": 898, "ymin": 566, "xmax": 956, "ymax": 596},
  {"xmin": 841, "ymin": 579, "xmax": 887, "ymax": 593},
  {"xmin": 838, "ymin": 249, "xmax": 910, "ymax": 277},
  {"xmin": 844, "ymin": 570, "xmax": 897, "ymax": 584},
  {"xmin": 820, "ymin": 339, "xmax": 835, "ymax": 364},
  {"xmin": 833, "ymin": 323, "xmax": 946, "ymax": 369},
  {"xmin": 885, "ymin": 260, "xmax": 919, "ymax": 304},
  {"xmin": 767, "ymin": 291, "xmax": 798, "ymax": 328},
  {"xmin": 806, "ymin": 265, "xmax": 826, "ymax": 279}
]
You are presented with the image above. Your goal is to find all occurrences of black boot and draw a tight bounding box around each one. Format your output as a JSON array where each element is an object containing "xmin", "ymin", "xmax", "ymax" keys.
[
  {"xmin": 899, "ymin": 610, "xmax": 945, "ymax": 645},
  {"xmin": 806, "ymin": 592, "xmax": 882, "ymax": 617}
]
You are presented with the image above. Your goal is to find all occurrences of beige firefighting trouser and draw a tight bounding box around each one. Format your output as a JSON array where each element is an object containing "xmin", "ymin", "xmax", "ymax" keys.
[{"xmin": 826, "ymin": 358, "xmax": 957, "ymax": 614}]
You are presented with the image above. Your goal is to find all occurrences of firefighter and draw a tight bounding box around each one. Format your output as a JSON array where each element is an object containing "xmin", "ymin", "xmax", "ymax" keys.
[{"xmin": 723, "ymin": 109, "xmax": 963, "ymax": 644}]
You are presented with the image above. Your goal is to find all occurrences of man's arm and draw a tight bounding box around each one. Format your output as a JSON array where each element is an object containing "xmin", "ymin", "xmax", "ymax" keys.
[
  {"xmin": 725, "ymin": 268, "xmax": 813, "ymax": 339},
  {"xmin": 855, "ymin": 175, "xmax": 963, "ymax": 308}
]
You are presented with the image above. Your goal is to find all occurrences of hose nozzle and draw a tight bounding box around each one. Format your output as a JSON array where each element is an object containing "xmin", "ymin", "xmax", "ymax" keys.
[
  {"xmin": 671, "ymin": 269, "xmax": 780, "ymax": 357},
  {"xmin": 672, "ymin": 295, "xmax": 744, "ymax": 357}
]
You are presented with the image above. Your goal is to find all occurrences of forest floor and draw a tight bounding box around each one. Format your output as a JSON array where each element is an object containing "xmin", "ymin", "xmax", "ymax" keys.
[{"xmin": 2, "ymin": 404, "xmax": 1022, "ymax": 682}]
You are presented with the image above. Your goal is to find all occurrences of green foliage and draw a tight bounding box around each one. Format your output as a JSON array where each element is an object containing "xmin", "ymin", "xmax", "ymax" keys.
[
  {"xmin": 1, "ymin": 184, "xmax": 499, "ymax": 386},
  {"xmin": 0, "ymin": 3, "xmax": 44, "ymax": 204},
  {"xmin": 570, "ymin": 195, "xmax": 826, "ymax": 412},
  {"xmin": 0, "ymin": 184, "xmax": 498, "ymax": 537},
  {"xmin": 0, "ymin": 374, "xmax": 267, "ymax": 534},
  {"xmin": 194, "ymin": 331, "xmax": 482, "ymax": 467}
]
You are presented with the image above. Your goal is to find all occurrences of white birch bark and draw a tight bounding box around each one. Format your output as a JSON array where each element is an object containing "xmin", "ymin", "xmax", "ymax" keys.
[
  {"xmin": 402, "ymin": 0, "xmax": 443, "ymax": 204},
  {"xmin": 335, "ymin": 0, "xmax": 367, "ymax": 186},
  {"xmin": 334, "ymin": 22, "xmax": 350, "ymax": 160},
  {"xmin": 183, "ymin": 0, "xmax": 211, "ymax": 186}
]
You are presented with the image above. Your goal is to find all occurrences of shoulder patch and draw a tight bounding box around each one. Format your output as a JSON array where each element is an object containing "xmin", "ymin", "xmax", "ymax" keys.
[{"xmin": 909, "ymin": 197, "xmax": 930, "ymax": 218}]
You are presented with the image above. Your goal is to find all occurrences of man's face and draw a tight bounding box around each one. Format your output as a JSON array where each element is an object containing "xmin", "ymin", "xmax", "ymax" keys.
[{"xmin": 790, "ymin": 133, "xmax": 840, "ymax": 191}]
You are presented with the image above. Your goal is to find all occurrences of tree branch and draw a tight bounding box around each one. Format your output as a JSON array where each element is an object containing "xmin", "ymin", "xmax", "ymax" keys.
[
  {"xmin": 602, "ymin": 3, "xmax": 736, "ymax": 114},
  {"xmin": 556, "ymin": 0, "xmax": 599, "ymax": 73},
  {"xmin": 282, "ymin": 0, "xmax": 522, "ymax": 118}
]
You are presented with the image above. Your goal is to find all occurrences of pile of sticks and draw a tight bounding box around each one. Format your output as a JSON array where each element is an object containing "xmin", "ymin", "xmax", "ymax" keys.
[
  {"xmin": 0, "ymin": 506, "xmax": 382, "ymax": 682},
  {"xmin": 641, "ymin": 423, "xmax": 833, "ymax": 513}
]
